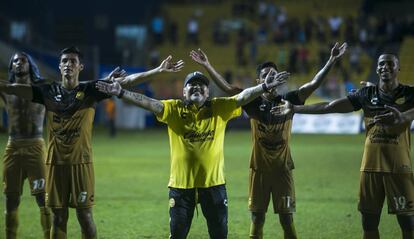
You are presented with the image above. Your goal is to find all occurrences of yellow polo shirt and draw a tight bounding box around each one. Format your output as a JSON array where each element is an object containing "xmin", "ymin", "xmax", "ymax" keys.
[{"xmin": 156, "ymin": 97, "xmax": 241, "ymax": 188}]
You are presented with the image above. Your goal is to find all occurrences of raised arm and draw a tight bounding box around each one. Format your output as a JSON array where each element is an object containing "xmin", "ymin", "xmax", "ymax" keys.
[
  {"xmin": 271, "ymin": 97, "xmax": 355, "ymax": 116},
  {"xmin": 190, "ymin": 49, "xmax": 241, "ymax": 95},
  {"xmin": 235, "ymin": 70, "xmax": 288, "ymax": 107},
  {"xmin": 0, "ymin": 82, "xmax": 33, "ymax": 100},
  {"xmin": 95, "ymin": 81, "xmax": 164, "ymax": 114},
  {"xmin": 115, "ymin": 56, "xmax": 184, "ymax": 88},
  {"xmin": 297, "ymin": 42, "xmax": 347, "ymax": 102}
]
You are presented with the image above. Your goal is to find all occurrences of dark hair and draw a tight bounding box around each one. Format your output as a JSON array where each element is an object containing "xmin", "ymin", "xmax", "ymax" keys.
[
  {"xmin": 8, "ymin": 52, "xmax": 44, "ymax": 83},
  {"xmin": 256, "ymin": 61, "xmax": 278, "ymax": 78},
  {"xmin": 60, "ymin": 46, "xmax": 83, "ymax": 59}
]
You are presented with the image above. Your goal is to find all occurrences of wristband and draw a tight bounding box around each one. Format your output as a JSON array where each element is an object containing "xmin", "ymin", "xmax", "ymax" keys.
[
  {"xmin": 117, "ymin": 89, "xmax": 125, "ymax": 98},
  {"xmin": 261, "ymin": 83, "xmax": 270, "ymax": 93}
]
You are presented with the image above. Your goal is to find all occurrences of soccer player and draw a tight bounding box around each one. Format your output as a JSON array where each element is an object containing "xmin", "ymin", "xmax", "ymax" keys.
[
  {"xmin": 1, "ymin": 52, "xmax": 51, "ymax": 239},
  {"xmin": 271, "ymin": 54, "xmax": 414, "ymax": 239},
  {"xmin": 0, "ymin": 47, "xmax": 183, "ymax": 239},
  {"xmin": 95, "ymin": 69, "xmax": 288, "ymax": 239},
  {"xmin": 189, "ymin": 43, "xmax": 346, "ymax": 239}
]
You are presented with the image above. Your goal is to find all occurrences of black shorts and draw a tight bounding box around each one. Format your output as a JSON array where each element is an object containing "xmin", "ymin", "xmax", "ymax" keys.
[{"xmin": 169, "ymin": 184, "xmax": 228, "ymax": 239}]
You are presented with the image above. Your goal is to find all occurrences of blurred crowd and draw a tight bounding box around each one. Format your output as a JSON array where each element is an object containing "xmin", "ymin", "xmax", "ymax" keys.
[{"xmin": 146, "ymin": 1, "xmax": 414, "ymax": 99}]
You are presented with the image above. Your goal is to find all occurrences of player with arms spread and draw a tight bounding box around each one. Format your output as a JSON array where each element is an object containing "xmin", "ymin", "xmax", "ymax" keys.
[
  {"xmin": 1, "ymin": 52, "xmax": 51, "ymax": 239},
  {"xmin": 272, "ymin": 54, "xmax": 414, "ymax": 239},
  {"xmin": 189, "ymin": 43, "xmax": 346, "ymax": 239},
  {"xmin": 0, "ymin": 47, "xmax": 183, "ymax": 239},
  {"xmin": 95, "ymin": 69, "xmax": 288, "ymax": 239}
]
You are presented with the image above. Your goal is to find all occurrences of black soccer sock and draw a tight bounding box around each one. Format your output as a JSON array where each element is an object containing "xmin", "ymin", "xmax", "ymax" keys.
[
  {"xmin": 281, "ymin": 222, "xmax": 297, "ymax": 239},
  {"xmin": 40, "ymin": 207, "xmax": 52, "ymax": 239},
  {"xmin": 249, "ymin": 221, "xmax": 264, "ymax": 239},
  {"xmin": 50, "ymin": 226, "xmax": 67, "ymax": 239},
  {"xmin": 5, "ymin": 209, "xmax": 18, "ymax": 239},
  {"xmin": 363, "ymin": 230, "xmax": 380, "ymax": 239}
]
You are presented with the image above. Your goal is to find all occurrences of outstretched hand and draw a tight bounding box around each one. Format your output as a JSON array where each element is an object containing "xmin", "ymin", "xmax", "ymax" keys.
[
  {"xmin": 159, "ymin": 55, "xmax": 184, "ymax": 73},
  {"xmin": 190, "ymin": 48, "xmax": 210, "ymax": 66},
  {"xmin": 96, "ymin": 81, "xmax": 122, "ymax": 96},
  {"xmin": 330, "ymin": 42, "xmax": 347, "ymax": 61},
  {"xmin": 108, "ymin": 67, "xmax": 127, "ymax": 81},
  {"xmin": 373, "ymin": 105, "xmax": 407, "ymax": 126},
  {"xmin": 265, "ymin": 70, "xmax": 289, "ymax": 89},
  {"xmin": 270, "ymin": 99, "xmax": 293, "ymax": 116}
]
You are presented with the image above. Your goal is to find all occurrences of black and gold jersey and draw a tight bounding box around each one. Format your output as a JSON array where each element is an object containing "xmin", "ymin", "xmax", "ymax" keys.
[
  {"xmin": 348, "ymin": 84, "xmax": 414, "ymax": 173},
  {"xmin": 243, "ymin": 90, "xmax": 303, "ymax": 172},
  {"xmin": 32, "ymin": 81, "xmax": 110, "ymax": 165}
]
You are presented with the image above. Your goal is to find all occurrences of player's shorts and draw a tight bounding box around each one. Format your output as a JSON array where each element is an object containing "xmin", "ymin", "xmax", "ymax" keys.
[
  {"xmin": 3, "ymin": 138, "xmax": 46, "ymax": 196},
  {"xmin": 358, "ymin": 171, "xmax": 414, "ymax": 215},
  {"xmin": 46, "ymin": 163, "xmax": 95, "ymax": 208},
  {"xmin": 248, "ymin": 169, "xmax": 295, "ymax": 213},
  {"xmin": 169, "ymin": 185, "xmax": 228, "ymax": 238}
]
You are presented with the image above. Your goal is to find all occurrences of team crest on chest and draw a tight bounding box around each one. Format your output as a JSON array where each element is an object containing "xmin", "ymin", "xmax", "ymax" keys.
[
  {"xmin": 76, "ymin": 91, "xmax": 85, "ymax": 100},
  {"xmin": 395, "ymin": 97, "xmax": 405, "ymax": 105}
]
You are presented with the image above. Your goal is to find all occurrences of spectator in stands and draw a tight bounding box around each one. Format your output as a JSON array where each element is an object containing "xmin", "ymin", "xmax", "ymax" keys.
[
  {"xmin": 304, "ymin": 16, "xmax": 314, "ymax": 42},
  {"xmin": 149, "ymin": 48, "xmax": 161, "ymax": 68},
  {"xmin": 236, "ymin": 27, "xmax": 248, "ymax": 66},
  {"xmin": 298, "ymin": 45, "xmax": 310, "ymax": 73},
  {"xmin": 342, "ymin": 70, "xmax": 355, "ymax": 96},
  {"xmin": 344, "ymin": 16, "xmax": 356, "ymax": 44},
  {"xmin": 316, "ymin": 16, "xmax": 327, "ymax": 42},
  {"xmin": 288, "ymin": 46, "xmax": 298, "ymax": 73},
  {"xmin": 104, "ymin": 98, "xmax": 116, "ymax": 137},
  {"xmin": 349, "ymin": 45, "xmax": 362, "ymax": 74},
  {"xmin": 168, "ymin": 20, "xmax": 178, "ymax": 45},
  {"xmin": 186, "ymin": 16, "xmax": 199, "ymax": 45},
  {"xmin": 328, "ymin": 15, "xmax": 343, "ymax": 38},
  {"xmin": 277, "ymin": 47, "xmax": 288, "ymax": 69},
  {"xmin": 151, "ymin": 15, "xmax": 164, "ymax": 45}
]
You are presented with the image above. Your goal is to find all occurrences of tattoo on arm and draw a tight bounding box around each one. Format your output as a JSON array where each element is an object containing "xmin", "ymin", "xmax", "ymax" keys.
[
  {"xmin": 235, "ymin": 84, "xmax": 263, "ymax": 107},
  {"xmin": 122, "ymin": 90, "xmax": 164, "ymax": 114}
]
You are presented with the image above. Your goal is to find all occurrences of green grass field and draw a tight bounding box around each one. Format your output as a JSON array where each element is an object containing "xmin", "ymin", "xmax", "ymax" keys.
[{"xmin": 0, "ymin": 129, "xmax": 402, "ymax": 238}]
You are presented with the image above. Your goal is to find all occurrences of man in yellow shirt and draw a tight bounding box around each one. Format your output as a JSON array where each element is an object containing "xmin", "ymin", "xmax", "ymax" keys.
[{"xmin": 96, "ymin": 70, "xmax": 288, "ymax": 239}]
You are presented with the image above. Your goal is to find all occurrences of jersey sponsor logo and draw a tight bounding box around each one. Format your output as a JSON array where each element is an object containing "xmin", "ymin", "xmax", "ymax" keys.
[
  {"xmin": 184, "ymin": 130, "xmax": 215, "ymax": 142},
  {"xmin": 369, "ymin": 126, "xmax": 399, "ymax": 145},
  {"xmin": 53, "ymin": 127, "xmax": 81, "ymax": 144}
]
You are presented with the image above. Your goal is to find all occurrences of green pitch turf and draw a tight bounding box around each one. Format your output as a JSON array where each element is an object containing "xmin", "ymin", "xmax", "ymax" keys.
[{"xmin": 0, "ymin": 129, "xmax": 402, "ymax": 238}]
